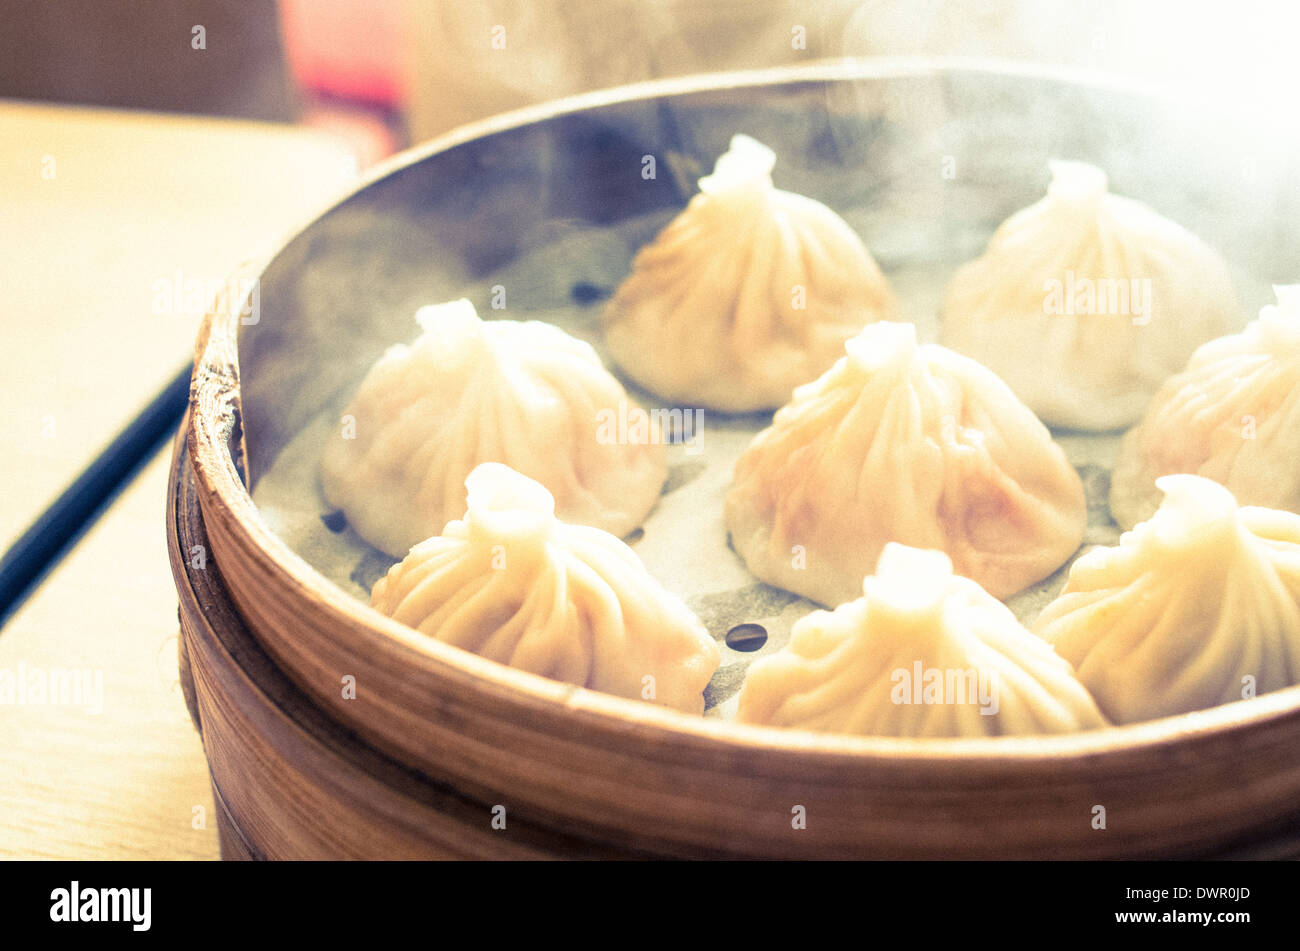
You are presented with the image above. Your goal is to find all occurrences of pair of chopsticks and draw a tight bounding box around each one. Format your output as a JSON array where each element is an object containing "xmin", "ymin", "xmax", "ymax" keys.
[{"xmin": 0, "ymin": 363, "xmax": 193, "ymax": 628}]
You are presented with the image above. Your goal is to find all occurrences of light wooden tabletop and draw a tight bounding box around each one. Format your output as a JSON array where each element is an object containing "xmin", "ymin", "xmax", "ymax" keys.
[{"xmin": 0, "ymin": 100, "xmax": 358, "ymax": 859}]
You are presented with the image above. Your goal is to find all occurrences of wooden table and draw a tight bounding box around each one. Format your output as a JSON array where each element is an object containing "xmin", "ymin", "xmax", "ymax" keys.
[{"xmin": 0, "ymin": 100, "xmax": 357, "ymax": 859}]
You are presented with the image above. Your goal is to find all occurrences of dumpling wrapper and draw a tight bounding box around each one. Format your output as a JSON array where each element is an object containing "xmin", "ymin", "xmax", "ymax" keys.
[
  {"xmin": 736, "ymin": 544, "xmax": 1107, "ymax": 737},
  {"xmin": 321, "ymin": 299, "xmax": 667, "ymax": 558},
  {"xmin": 602, "ymin": 133, "xmax": 896, "ymax": 413},
  {"xmin": 940, "ymin": 160, "xmax": 1241, "ymax": 431},
  {"xmin": 1110, "ymin": 286, "xmax": 1300, "ymax": 529},
  {"xmin": 371, "ymin": 463, "xmax": 721, "ymax": 715},
  {"xmin": 1036, "ymin": 474, "xmax": 1300, "ymax": 725},
  {"xmin": 725, "ymin": 321, "xmax": 1086, "ymax": 607}
]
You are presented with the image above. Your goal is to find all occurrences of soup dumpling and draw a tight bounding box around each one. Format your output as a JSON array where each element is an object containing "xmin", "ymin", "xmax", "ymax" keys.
[
  {"xmin": 602, "ymin": 134, "xmax": 896, "ymax": 413},
  {"xmin": 1110, "ymin": 286, "xmax": 1300, "ymax": 529},
  {"xmin": 1036, "ymin": 474, "xmax": 1300, "ymax": 724},
  {"xmin": 725, "ymin": 321, "xmax": 1086, "ymax": 607},
  {"xmin": 371, "ymin": 463, "xmax": 720, "ymax": 714},
  {"xmin": 940, "ymin": 160, "xmax": 1241, "ymax": 431},
  {"xmin": 737, "ymin": 544, "xmax": 1107, "ymax": 737},
  {"xmin": 321, "ymin": 299, "xmax": 667, "ymax": 558}
]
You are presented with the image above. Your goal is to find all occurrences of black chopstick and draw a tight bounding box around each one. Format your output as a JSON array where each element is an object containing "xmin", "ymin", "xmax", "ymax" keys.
[{"xmin": 0, "ymin": 362, "xmax": 193, "ymax": 629}]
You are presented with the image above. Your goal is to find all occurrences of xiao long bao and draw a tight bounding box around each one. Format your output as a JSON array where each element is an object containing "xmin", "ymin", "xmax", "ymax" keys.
[
  {"xmin": 602, "ymin": 133, "xmax": 896, "ymax": 413},
  {"xmin": 370, "ymin": 464, "xmax": 721, "ymax": 715},
  {"xmin": 725, "ymin": 321, "xmax": 1086, "ymax": 608},
  {"xmin": 1035, "ymin": 475, "xmax": 1300, "ymax": 725},
  {"xmin": 320, "ymin": 299, "xmax": 666, "ymax": 558},
  {"xmin": 1110, "ymin": 286, "xmax": 1300, "ymax": 530},
  {"xmin": 736, "ymin": 544, "xmax": 1107, "ymax": 737},
  {"xmin": 940, "ymin": 160, "xmax": 1241, "ymax": 431}
]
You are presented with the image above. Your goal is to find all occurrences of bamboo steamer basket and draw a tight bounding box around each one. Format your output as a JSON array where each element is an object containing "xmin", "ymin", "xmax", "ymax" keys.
[
  {"xmin": 175, "ymin": 60, "xmax": 1300, "ymax": 858},
  {"xmin": 172, "ymin": 419, "xmax": 634, "ymax": 858}
]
